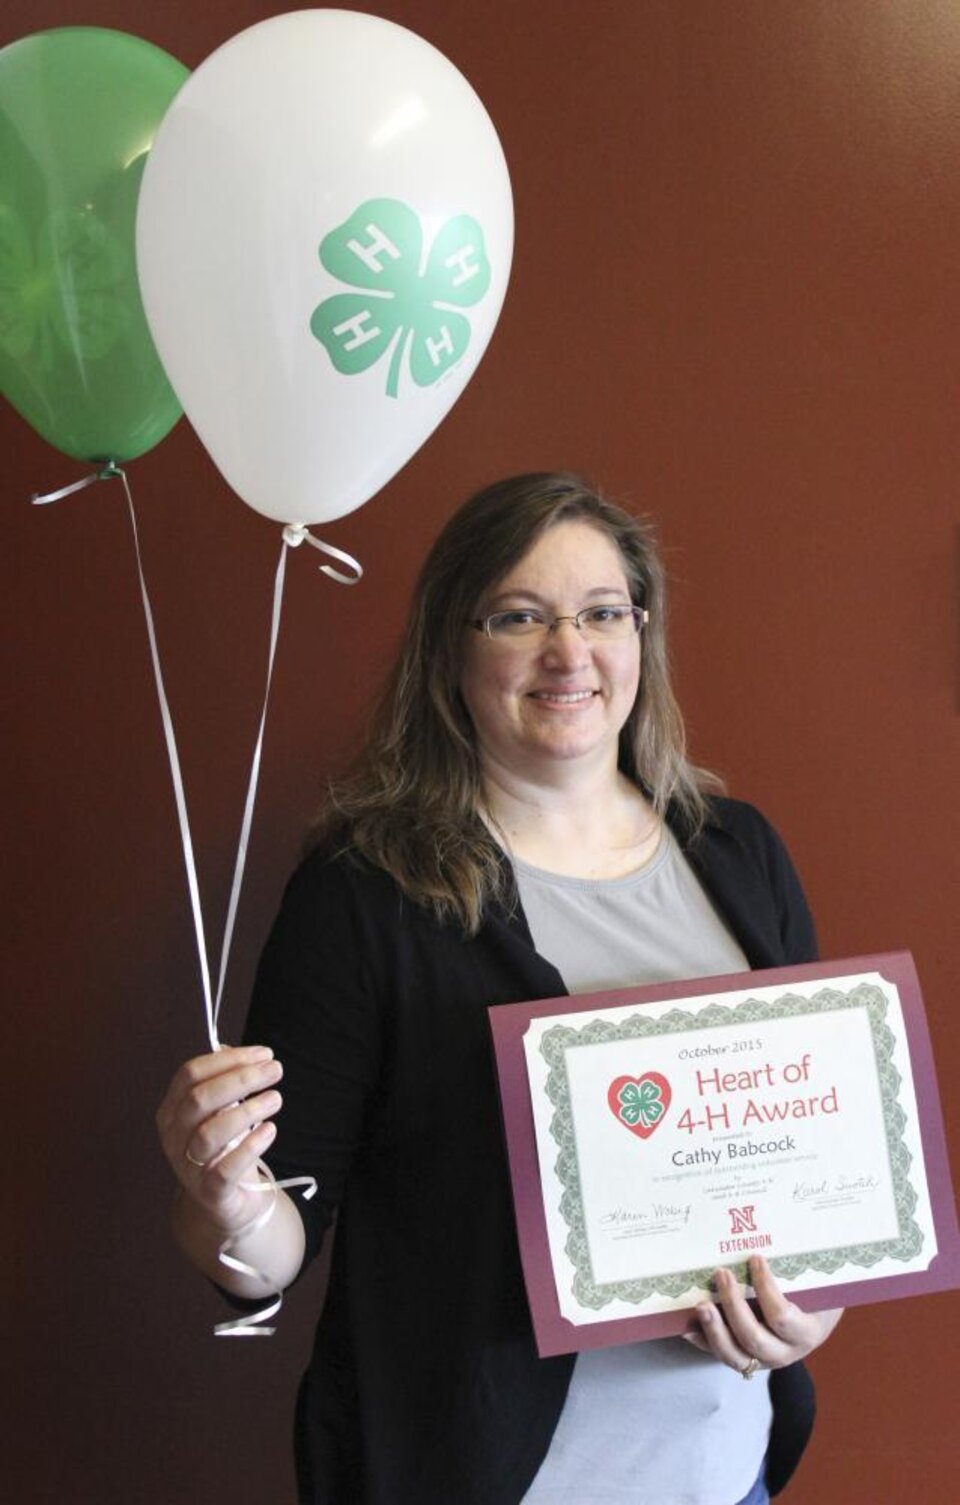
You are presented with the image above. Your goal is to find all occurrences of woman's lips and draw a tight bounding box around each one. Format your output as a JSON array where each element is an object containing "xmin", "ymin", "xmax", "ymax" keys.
[{"xmin": 528, "ymin": 689, "xmax": 598, "ymax": 704}]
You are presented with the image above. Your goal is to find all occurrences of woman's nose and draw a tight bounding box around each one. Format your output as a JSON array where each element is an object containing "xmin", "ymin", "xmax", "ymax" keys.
[{"xmin": 540, "ymin": 618, "xmax": 591, "ymax": 668}]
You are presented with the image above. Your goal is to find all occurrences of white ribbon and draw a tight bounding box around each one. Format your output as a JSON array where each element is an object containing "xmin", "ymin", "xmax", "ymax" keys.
[
  {"xmin": 33, "ymin": 467, "xmax": 359, "ymax": 1334},
  {"xmin": 281, "ymin": 522, "xmax": 363, "ymax": 585},
  {"xmin": 32, "ymin": 460, "xmax": 122, "ymax": 504},
  {"xmin": 212, "ymin": 1161, "xmax": 317, "ymax": 1338}
]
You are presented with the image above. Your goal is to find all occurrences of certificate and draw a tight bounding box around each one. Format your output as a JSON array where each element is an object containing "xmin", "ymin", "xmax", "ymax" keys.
[{"xmin": 489, "ymin": 953, "xmax": 960, "ymax": 1356}]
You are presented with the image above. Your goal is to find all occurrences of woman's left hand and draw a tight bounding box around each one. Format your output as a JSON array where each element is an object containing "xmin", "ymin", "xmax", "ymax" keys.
[{"xmin": 684, "ymin": 1256, "xmax": 843, "ymax": 1375}]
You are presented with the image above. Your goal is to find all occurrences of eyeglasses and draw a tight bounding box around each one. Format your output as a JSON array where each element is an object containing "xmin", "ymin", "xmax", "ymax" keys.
[{"xmin": 469, "ymin": 604, "xmax": 648, "ymax": 644}]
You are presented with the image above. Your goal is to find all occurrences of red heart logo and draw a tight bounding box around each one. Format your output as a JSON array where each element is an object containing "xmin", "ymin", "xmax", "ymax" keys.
[{"xmin": 607, "ymin": 1072, "xmax": 672, "ymax": 1140}]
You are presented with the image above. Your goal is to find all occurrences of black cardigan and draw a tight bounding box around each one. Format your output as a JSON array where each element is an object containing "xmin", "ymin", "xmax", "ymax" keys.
[{"xmin": 245, "ymin": 797, "xmax": 818, "ymax": 1504}]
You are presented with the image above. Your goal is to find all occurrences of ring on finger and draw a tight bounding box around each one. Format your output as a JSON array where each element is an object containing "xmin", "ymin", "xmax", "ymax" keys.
[{"xmin": 740, "ymin": 1356, "xmax": 761, "ymax": 1380}]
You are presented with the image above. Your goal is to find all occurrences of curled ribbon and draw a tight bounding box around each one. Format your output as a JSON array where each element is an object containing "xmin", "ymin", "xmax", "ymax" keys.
[
  {"xmin": 213, "ymin": 1161, "xmax": 318, "ymax": 1337},
  {"xmin": 32, "ymin": 459, "xmax": 123, "ymax": 504},
  {"xmin": 281, "ymin": 522, "xmax": 363, "ymax": 585},
  {"xmin": 33, "ymin": 467, "xmax": 358, "ymax": 1333}
]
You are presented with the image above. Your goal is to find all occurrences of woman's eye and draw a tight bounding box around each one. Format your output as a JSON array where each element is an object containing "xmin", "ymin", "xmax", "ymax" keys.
[
  {"xmin": 495, "ymin": 609, "xmax": 543, "ymax": 629},
  {"xmin": 583, "ymin": 605, "xmax": 624, "ymax": 625}
]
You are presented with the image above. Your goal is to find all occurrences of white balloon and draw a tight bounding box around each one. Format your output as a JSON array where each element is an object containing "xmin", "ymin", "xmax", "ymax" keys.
[{"xmin": 136, "ymin": 10, "xmax": 513, "ymax": 525}]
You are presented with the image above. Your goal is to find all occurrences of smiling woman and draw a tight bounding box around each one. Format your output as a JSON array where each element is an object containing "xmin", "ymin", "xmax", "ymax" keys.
[
  {"xmin": 459, "ymin": 521, "xmax": 642, "ymax": 784},
  {"xmin": 306, "ymin": 472, "xmax": 716, "ymax": 924},
  {"xmin": 156, "ymin": 473, "xmax": 841, "ymax": 1505}
]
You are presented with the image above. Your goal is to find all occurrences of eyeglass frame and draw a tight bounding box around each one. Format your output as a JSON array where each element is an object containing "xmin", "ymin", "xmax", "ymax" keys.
[{"xmin": 468, "ymin": 604, "xmax": 649, "ymax": 641}]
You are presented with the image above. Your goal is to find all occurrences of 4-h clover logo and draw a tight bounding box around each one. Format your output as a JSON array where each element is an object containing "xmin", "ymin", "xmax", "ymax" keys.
[
  {"xmin": 0, "ymin": 205, "xmax": 131, "ymax": 369},
  {"xmin": 617, "ymin": 1080, "xmax": 665, "ymax": 1129},
  {"xmin": 607, "ymin": 1072, "xmax": 672, "ymax": 1140},
  {"xmin": 310, "ymin": 197, "xmax": 491, "ymax": 399}
]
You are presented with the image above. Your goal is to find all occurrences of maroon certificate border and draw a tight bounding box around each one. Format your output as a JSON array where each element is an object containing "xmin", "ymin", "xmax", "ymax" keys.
[{"xmin": 488, "ymin": 951, "xmax": 960, "ymax": 1358}]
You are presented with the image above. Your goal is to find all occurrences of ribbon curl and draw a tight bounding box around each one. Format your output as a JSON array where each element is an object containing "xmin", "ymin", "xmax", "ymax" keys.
[
  {"xmin": 281, "ymin": 522, "xmax": 363, "ymax": 585},
  {"xmin": 213, "ymin": 1161, "xmax": 318, "ymax": 1337}
]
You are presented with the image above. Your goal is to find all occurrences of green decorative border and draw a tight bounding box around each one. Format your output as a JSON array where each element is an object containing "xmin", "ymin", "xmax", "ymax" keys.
[{"xmin": 540, "ymin": 984, "xmax": 923, "ymax": 1310}]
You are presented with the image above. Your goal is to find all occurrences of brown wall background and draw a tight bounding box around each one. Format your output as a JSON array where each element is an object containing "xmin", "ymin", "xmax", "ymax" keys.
[{"xmin": 6, "ymin": 2, "xmax": 958, "ymax": 1501}]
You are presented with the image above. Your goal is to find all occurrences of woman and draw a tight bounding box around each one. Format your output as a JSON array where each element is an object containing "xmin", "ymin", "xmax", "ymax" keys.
[{"xmin": 157, "ymin": 473, "xmax": 841, "ymax": 1504}]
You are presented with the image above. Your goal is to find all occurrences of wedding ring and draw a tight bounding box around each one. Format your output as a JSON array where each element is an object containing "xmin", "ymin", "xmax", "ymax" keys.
[
  {"xmin": 184, "ymin": 1147, "xmax": 208, "ymax": 1168},
  {"xmin": 740, "ymin": 1356, "xmax": 761, "ymax": 1380}
]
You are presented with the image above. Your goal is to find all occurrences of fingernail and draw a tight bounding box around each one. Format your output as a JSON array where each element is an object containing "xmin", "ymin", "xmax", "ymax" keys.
[{"xmin": 249, "ymin": 1045, "xmax": 274, "ymax": 1060}]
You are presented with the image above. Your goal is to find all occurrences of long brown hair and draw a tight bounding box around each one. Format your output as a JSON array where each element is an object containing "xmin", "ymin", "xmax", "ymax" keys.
[{"xmin": 312, "ymin": 473, "xmax": 719, "ymax": 932}]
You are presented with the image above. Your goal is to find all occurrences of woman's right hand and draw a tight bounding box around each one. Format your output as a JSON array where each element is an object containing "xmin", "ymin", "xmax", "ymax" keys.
[{"xmin": 156, "ymin": 1044, "xmax": 285, "ymax": 1235}]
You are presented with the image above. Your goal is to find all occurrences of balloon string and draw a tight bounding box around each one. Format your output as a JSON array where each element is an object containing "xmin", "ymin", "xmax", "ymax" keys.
[
  {"xmin": 34, "ymin": 463, "xmax": 220, "ymax": 1035},
  {"xmin": 119, "ymin": 465, "xmax": 225, "ymax": 1040},
  {"xmin": 211, "ymin": 530, "xmax": 287, "ymax": 1037},
  {"xmin": 30, "ymin": 470, "xmax": 362, "ymax": 1043},
  {"xmin": 30, "ymin": 466, "xmax": 365, "ymax": 1333},
  {"xmin": 100, "ymin": 469, "xmax": 318, "ymax": 1335}
]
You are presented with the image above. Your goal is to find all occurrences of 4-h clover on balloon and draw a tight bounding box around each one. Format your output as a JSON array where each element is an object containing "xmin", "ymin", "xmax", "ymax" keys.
[
  {"xmin": 0, "ymin": 207, "xmax": 133, "ymax": 370},
  {"xmin": 312, "ymin": 199, "xmax": 491, "ymax": 400}
]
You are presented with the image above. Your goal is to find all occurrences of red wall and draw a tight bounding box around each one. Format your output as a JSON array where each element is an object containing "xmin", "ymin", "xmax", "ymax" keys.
[{"xmin": 6, "ymin": 3, "xmax": 958, "ymax": 1501}]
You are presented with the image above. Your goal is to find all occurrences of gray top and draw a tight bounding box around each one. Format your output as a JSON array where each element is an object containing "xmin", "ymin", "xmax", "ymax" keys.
[{"xmin": 517, "ymin": 828, "xmax": 771, "ymax": 1505}]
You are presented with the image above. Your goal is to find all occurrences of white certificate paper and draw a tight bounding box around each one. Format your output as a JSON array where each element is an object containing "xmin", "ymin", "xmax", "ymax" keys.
[{"xmin": 489, "ymin": 954, "xmax": 960, "ymax": 1354}]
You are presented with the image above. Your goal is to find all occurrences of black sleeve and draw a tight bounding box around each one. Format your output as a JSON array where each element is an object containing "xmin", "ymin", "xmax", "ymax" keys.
[
  {"xmin": 702, "ymin": 797, "xmax": 819, "ymax": 967},
  {"xmin": 748, "ymin": 804, "xmax": 819, "ymax": 965},
  {"xmin": 242, "ymin": 850, "xmax": 386, "ymax": 1266},
  {"xmin": 767, "ymin": 1361, "xmax": 816, "ymax": 1495}
]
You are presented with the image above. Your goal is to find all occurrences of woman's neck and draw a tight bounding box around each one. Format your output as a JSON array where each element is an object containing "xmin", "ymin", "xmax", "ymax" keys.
[{"xmin": 479, "ymin": 763, "xmax": 661, "ymax": 880}]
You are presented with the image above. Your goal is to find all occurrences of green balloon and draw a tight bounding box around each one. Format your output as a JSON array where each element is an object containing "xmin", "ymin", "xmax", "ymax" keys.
[{"xmin": 0, "ymin": 27, "xmax": 188, "ymax": 462}]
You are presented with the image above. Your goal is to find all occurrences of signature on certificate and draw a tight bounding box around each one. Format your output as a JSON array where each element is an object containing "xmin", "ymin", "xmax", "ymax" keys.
[
  {"xmin": 792, "ymin": 1174, "xmax": 880, "ymax": 1202},
  {"xmin": 600, "ymin": 1202, "xmax": 692, "ymax": 1228}
]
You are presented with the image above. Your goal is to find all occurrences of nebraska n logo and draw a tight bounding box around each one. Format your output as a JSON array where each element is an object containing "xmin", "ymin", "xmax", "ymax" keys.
[{"xmin": 727, "ymin": 1205, "xmax": 758, "ymax": 1235}]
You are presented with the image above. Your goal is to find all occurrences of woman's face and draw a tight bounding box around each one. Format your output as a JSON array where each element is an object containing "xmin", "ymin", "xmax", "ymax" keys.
[{"xmin": 459, "ymin": 520, "xmax": 641, "ymax": 785}]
